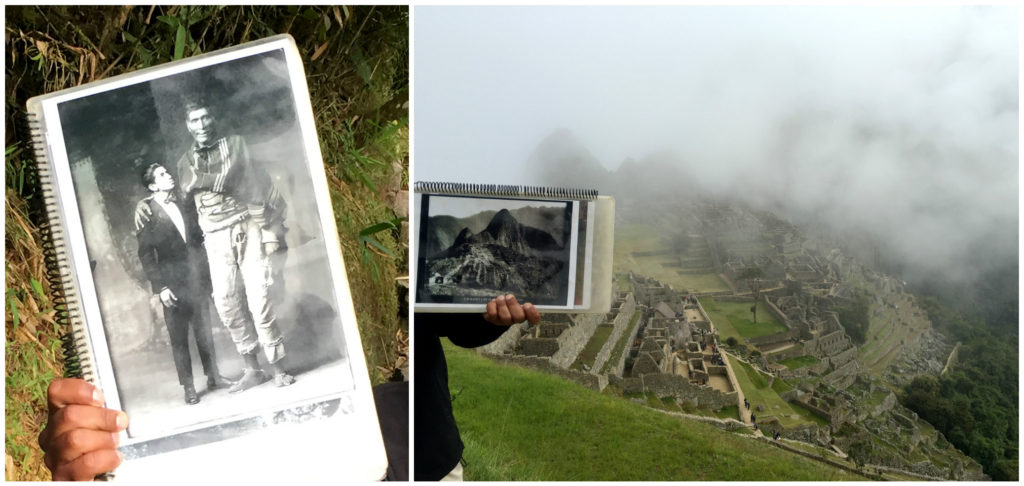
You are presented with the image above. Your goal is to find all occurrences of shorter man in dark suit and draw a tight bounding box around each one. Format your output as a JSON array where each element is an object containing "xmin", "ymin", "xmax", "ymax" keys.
[{"xmin": 137, "ymin": 162, "xmax": 226, "ymax": 404}]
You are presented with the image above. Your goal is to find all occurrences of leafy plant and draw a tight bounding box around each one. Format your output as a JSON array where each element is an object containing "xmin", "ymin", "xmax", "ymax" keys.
[{"xmin": 359, "ymin": 217, "xmax": 404, "ymax": 281}]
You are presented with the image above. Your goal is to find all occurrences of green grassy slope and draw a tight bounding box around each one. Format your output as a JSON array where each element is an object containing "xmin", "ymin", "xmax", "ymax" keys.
[{"xmin": 445, "ymin": 342, "xmax": 860, "ymax": 481}]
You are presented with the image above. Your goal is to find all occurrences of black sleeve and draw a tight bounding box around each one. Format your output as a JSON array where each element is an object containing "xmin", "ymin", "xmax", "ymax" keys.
[
  {"xmin": 136, "ymin": 222, "xmax": 164, "ymax": 294},
  {"xmin": 416, "ymin": 312, "xmax": 510, "ymax": 349}
]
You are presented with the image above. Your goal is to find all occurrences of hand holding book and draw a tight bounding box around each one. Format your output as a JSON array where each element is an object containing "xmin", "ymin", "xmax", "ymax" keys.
[
  {"xmin": 39, "ymin": 379, "xmax": 126, "ymax": 481},
  {"xmin": 483, "ymin": 294, "xmax": 541, "ymax": 327}
]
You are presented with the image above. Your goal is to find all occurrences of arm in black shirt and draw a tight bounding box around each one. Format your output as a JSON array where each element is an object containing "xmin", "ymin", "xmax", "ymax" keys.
[{"xmin": 417, "ymin": 312, "xmax": 510, "ymax": 348}]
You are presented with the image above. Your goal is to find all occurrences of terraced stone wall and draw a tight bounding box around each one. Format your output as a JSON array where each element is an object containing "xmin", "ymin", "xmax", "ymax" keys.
[
  {"xmin": 641, "ymin": 373, "xmax": 736, "ymax": 410},
  {"xmin": 591, "ymin": 293, "xmax": 637, "ymax": 373},
  {"xmin": 550, "ymin": 313, "xmax": 604, "ymax": 368}
]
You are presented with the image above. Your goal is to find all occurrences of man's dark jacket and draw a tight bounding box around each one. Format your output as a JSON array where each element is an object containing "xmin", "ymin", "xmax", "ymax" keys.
[{"xmin": 136, "ymin": 197, "xmax": 211, "ymax": 299}]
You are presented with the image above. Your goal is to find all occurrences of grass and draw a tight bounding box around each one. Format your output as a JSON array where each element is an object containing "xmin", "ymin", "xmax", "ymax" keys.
[
  {"xmin": 727, "ymin": 355, "xmax": 824, "ymax": 428},
  {"xmin": 6, "ymin": 184, "xmax": 65, "ymax": 481},
  {"xmin": 771, "ymin": 377, "xmax": 794, "ymax": 394},
  {"xmin": 701, "ymin": 297, "xmax": 787, "ymax": 344},
  {"xmin": 571, "ymin": 325, "xmax": 613, "ymax": 371},
  {"xmin": 660, "ymin": 396, "xmax": 683, "ymax": 412},
  {"xmin": 614, "ymin": 273, "xmax": 630, "ymax": 292},
  {"xmin": 445, "ymin": 342, "xmax": 860, "ymax": 480},
  {"xmin": 713, "ymin": 405, "xmax": 740, "ymax": 420},
  {"xmin": 736, "ymin": 359, "xmax": 770, "ymax": 389},
  {"xmin": 5, "ymin": 7, "xmax": 408, "ymax": 479},
  {"xmin": 779, "ymin": 355, "xmax": 819, "ymax": 370},
  {"xmin": 614, "ymin": 223, "xmax": 729, "ymax": 293},
  {"xmin": 600, "ymin": 310, "xmax": 641, "ymax": 374},
  {"xmin": 683, "ymin": 403, "xmax": 739, "ymax": 420}
]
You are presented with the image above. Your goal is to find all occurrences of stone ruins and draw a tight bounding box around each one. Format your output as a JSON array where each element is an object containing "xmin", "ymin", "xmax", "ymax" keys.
[{"xmin": 471, "ymin": 200, "xmax": 987, "ymax": 480}]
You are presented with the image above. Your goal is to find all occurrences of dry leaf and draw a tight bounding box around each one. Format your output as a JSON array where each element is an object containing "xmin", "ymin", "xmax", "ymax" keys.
[
  {"xmin": 311, "ymin": 41, "xmax": 329, "ymax": 62},
  {"xmin": 333, "ymin": 7, "xmax": 345, "ymax": 28}
]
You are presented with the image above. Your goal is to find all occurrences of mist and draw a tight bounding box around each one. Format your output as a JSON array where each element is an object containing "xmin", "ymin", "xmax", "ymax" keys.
[{"xmin": 414, "ymin": 6, "xmax": 1018, "ymax": 287}]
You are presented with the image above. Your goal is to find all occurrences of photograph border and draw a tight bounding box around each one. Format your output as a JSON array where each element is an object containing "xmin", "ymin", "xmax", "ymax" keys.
[{"xmin": 414, "ymin": 193, "xmax": 580, "ymax": 310}]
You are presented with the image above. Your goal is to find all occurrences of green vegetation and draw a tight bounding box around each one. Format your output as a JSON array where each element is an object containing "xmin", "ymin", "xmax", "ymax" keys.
[
  {"xmin": 5, "ymin": 6, "xmax": 407, "ymax": 480},
  {"xmin": 836, "ymin": 292, "xmax": 870, "ymax": 344},
  {"xmin": 736, "ymin": 359, "xmax": 769, "ymax": 388},
  {"xmin": 713, "ymin": 405, "xmax": 740, "ymax": 420},
  {"xmin": 600, "ymin": 310, "xmax": 641, "ymax": 374},
  {"xmin": 736, "ymin": 266, "xmax": 766, "ymax": 322},
  {"xmin": 571, "ymin": 325, "xmax": 613, "ymax": 371},
  {"xmin": 702, "ymin": 297, "xmax": 786, "ymax": 344},
  {"xmin": 615, "ymin": 223, "xmax": 728, "ymax": 293},
  {"xmin": 778, "ymin": 355, "xmax": 818, "ymax": 370},
  {"xmin": 771, "ymin": 377, "xmax": 793, "ymax": 394},
  {"xmin": 445, "ymin": 342, "xmax": 861, "ymax": 480},
  {"xmin": 901, "ymin": 297, "xmax": 1018, "ymax": 481},
  {"xmin": 6, "ymin": 144, "xmax": 67, "ymax": 480},
  {"xmin": 727, "ymin": 355, "xmax": 824, "ymax": 428},
  {"xmin": 614, "ymin": 273, "xmax": 631, "ymax": 292}
]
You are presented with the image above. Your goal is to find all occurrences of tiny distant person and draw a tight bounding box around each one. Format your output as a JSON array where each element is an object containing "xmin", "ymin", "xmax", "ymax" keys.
[
  {"xmin": 136, "ymin": 162, "xmax": 229, "ymax": 404},
  {"xmin": 137, "ymin": 98, "xmax": 292, "ymax": 392},
  {"xmin": 414, "ymin": 294, "xmax": 541, "ymax": 480}
]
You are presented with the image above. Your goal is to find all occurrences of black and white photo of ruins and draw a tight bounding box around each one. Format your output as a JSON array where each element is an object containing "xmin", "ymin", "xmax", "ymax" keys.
[{"xmin": 417, "ymin": 195, "xmax": 575, "ymax": 306}]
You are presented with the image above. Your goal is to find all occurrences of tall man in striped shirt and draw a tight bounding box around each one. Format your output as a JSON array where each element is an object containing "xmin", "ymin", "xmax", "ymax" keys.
[{"xmin": 168, "ymin": 98, "xmax": 294, "ymax": 392}]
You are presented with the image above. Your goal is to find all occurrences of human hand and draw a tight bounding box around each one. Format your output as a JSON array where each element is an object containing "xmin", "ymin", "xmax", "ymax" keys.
[
  {"xmin": 39, "ymin": 379, "xmax": 128, "ymax": 481},
  {"xmin": 159, "ymin": 288, "xmax": 178, "ymax": 308},
  {"xmin": 483, "ymin": 294, "xmax": 541, "ymax": 326},
  {"xmin": 133, "ymin": 198, "xmax": 152, "ymax": 230}
]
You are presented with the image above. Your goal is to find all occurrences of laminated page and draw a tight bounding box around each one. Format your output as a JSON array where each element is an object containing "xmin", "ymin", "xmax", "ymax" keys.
[{"xmin": 26, "ymin": 34, "xmax": 386, "ymax": 481}]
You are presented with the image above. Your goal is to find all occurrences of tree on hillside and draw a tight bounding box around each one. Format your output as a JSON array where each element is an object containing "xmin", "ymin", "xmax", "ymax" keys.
[{"xmin": 738, "ymin": 266, "xmax": 765, "ymax": 323}]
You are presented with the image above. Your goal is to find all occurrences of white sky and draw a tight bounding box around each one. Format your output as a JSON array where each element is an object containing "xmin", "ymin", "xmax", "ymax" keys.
[{"xmin": 414, "ymin": 6, "xmax": 1018, "ymax": 278}]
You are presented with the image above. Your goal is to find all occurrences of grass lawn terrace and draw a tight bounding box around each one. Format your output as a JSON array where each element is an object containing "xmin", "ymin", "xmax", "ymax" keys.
[
  {"xmin": 701, "ymin": 297, "xmax": 787, "ymax": 343},
  {"xmin": 727, "ymin": 355, "xmax": 827, "ymax": 428},
  {"xmin": 614, "ymin": 224, "xmax": 729, "ymax": 293}
]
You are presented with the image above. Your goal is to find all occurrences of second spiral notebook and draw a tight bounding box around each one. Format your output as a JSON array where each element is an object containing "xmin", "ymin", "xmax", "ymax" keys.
[{"xmin": 413, "ymin": 182, "xmax": 615, "ymax": 313}]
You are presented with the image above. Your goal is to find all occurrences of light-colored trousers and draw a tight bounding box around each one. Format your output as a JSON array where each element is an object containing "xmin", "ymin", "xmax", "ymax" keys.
[{"xmin": 203, "ymin": 217, "xmax": 285, "ymax": 364}]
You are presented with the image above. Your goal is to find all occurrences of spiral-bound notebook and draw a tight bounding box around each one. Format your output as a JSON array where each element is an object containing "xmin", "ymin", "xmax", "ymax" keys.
[
  {"xmin": 413, "ymin": 182, "xmax": 615, "ymax": 313},
  {"xmin": 26, "ymin": 35, "xmax": 387, "ymax": 481}
]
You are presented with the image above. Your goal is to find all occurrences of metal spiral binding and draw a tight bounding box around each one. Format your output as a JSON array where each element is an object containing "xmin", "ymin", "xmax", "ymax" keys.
[
  {"xmin": 414, "ymin": 181, "xmax": 598, "ymax": 200},
  {"xmin": 28, "ymin": 112, "xmax": 96, "ymax": 384}
]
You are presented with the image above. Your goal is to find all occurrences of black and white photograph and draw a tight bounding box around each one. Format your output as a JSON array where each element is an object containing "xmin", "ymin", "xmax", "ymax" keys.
[
  {"xmin": 416, "ymin": 195, "xmax": 577, "ymax": 307},
  {"xmin": 46, "ymin": 43, "xmax": 355, "ymax": 447}
]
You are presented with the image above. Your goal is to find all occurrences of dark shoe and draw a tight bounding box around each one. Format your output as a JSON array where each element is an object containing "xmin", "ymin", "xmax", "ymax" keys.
[
  {"xmin": 229, "ymin": 369, "xmax": 266, "ymax": 393},
  {"xmin": 184, "ymin": 384, "xmax": 199, "ymax": 405}
]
